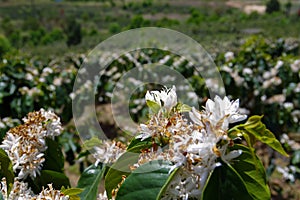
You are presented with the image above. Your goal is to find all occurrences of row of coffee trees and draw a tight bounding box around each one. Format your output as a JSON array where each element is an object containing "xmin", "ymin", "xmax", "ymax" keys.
[{"xmin": 0, "ymin": 36, "xmax": 299, "ymax": 199}]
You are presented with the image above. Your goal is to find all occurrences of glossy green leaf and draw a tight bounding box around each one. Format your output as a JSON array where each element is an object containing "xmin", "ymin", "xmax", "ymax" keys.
[
  {"xmin": 105, "ymin": 138, "xmax": 152, "ymax": 199},
  {"xmin": 0, "ymin": 149, "xmax": 14, "ymax": 197},
  {"xmin": 77, "ymin": 164, "xmax": 105, "ymax": 200},
  {"xmin": 126, "ymin": 137, "xmax": 152, "ymax": 150},
  {"xmin": 61, "ymin": 187, "xmax": 83, "ymax": 200},
  {"xmin": 105, "ymin": 152, "xmax": 140, "ymax": 199},
  {"xmin": 116, "ymin": 160, "xmax": 174, "ymax": 200},
  {"xmin": 202, "ymin": 161, "xmax": 252, "ymax": 200},
  {"xmin": 228, "ymin": 115, "xmax": 288, "ymax": 157},
  {"xmin": 146, "ymin": 100, "xmax": 160, "ymax": 114},
  {"xmin": 39, "ymin": 170, "xmax": 70, "ymax": 189},
  {"xmin": 156, "ymin": 166, "xmax": 180, "ymax": 200},
  {"xmin": 230, "ymin": 145, "xmax": 270, "ymax": 200},
  {"xmin": 43, "ymin": 138, "xmax": 64, "ymax": 172}
]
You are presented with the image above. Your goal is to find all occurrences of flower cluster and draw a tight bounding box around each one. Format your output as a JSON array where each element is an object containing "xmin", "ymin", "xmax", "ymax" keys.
[
  {"xmin": 93, "ymin": 140, "xmax": 126, "ymax": 166},
  {"xmin": 134, "ymin": 86, "xmax": 247, "ymax": 199},
  {"xmin": 1, "ymin": 178, "xmax": 69, "ymax": 200},
  {"xmin": 0, "ymin": 109, "xmax": 62, "ymax": 179}
]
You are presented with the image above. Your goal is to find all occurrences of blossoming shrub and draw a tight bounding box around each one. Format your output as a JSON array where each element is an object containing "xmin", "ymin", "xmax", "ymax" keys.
[
  {"xmin": 0, "ymin": 109, "xmax": 81, "ymax": 199},
  {"xmin": 218, "ymin": 36, "xmax": 300, "ymax": 134},
  {"xmin": 0, "ymin": 54, "xmax": 80, "ymax": 121},
  {"xmin": 1, "ymin": 36, "xmax": 299, "ymax": 136},
  {"xmin": 78, "ymin": 86, "xmax": 288, "ymax": 200}
]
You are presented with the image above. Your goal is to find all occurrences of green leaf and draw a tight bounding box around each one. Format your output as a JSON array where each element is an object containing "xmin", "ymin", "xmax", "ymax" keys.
[
  {"xmin": 105, "ymin": 152, "xmax": 140, "ymax": 199},
  {"xmin": 175, "ymin": 102, "xmax": 191, "ymax": 112},
  {"xmin": 39, "ymin": 170, "xmax": 70, "ymax": 189},
  {"xmin": 105, "ymin": 138, "xmax": 152, "ymax": 199},
  {"xmin": 230, "ymin": 145, "xmax": 270, "ymax": 200},
  {"xmin": 202, "ymin": 161, "xmax": 253, "ymax": 200},
  {"xmin": 82, "ymin": 136, "xmax": 102, "ymax": 151},
  {"xmin": 77, "ymin": 164, "xmax": 105, "ymax": 200},
  {"xmin": 116, "ymin": 160, "xmax": 174, "ymax": 200},
  {"xmin": 156, "ymin": 166, "xmax": 180, "ymax": 200},
  {"xmin": 27, "ymin": 170, "xmax": 70, "ymax": 194},
  {"xmin": 146, "ymin": 100, "xmax": 160, "ymax": 114},
  {"xmin": 0, "ymin": 149, "xmax": 14, "ymax": 197},
  {"xmin": 126, "ymin": 137, "xmax": 152, "ymax": 151},
  {"xmin": 228, "ymin": 115, "xmax": 288, "ymax": 157},
  {"xmin": 61, "ymin": 187, "xmax": 83, "ymax": 200},
  {"xmin": 43, "ymin": 138, "xmax": 64, "ymax": 172}
]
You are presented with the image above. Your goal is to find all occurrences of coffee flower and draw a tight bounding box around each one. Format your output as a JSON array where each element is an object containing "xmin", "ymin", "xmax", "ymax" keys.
[
  {"xmin": 1, "ymin": 177, "xmax": 34, "ymax": 200},
  {"xmin": 145, "ymin": 86, "xmax": 177, "ymax": 111},
  {"xmin": 0, "ymin": 109, "xmax": 62, "ymax": 179},
  {"xmin": 135, "ymin": 87, "xmax": 246, "ymax": 199},
  {"xmin": 202, "ymin": 96, "xmax": 247, "ymax": 130},
  {"xmin": 93, "ymin": 140, "xmax": 126, "ymax": 166}
]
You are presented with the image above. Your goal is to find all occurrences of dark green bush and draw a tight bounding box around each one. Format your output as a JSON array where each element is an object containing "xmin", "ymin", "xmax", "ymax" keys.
[
  {"xmin": 109, "ymin": 22, "xmax": 121, "ymax": 34},
  {"xmin": 0, "ymin": 35, "xmax": 11, "ymax": 57},
  {"xmin": 64, "ymin": 18, "xmax": 82, "ymax": 47},
  {"xmin": 266, "ymin": 0, "xmax": 281, "ymax": 14}
]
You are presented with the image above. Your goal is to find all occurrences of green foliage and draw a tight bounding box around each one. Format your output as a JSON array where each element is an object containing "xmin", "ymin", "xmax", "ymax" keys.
[
  {"xmin": 77, "ymin": 164, "xmax": 105, "ymax": 200},
  {"xmin": 41, "ymin": 28, "xmax": 65, "ymax": 45},
  {"xmin": 0, "ymin": 149, "xmax": 14, "ymax": 197},
  {"xmin": 0, "ymin": 35, "xmax": 11, "ymax": 57},
  {"xmin": 0, "ymin": 53, "xmax": 78, "ymax": 122},
  {"xmin": 230, "ymin": 145, "xmax": 271, "ymax": 200},
  {"xmin": 43, "ymin": 138, "xmax": 65, "ymax": 172},
  {"xmin": 218, "ymin": 36, "xmax": 300, "ymax": 133},
  {"xmin": 229, "ymin": 115, "xmax": 289, "ymax": 157},
  {"xmin": 202, "ymin": 161, "xmax": 253, "ymax": 200},
  {"xmin": 116, "ymin": 160, "xmax": 175, "ymax": 200},
  {"xmin": 64, "ymin": 18, "xmax": 82, "ymax": 47},
  {"xmin": 105, "ymin": 138, "xmax": 152, "ymax": 199},
  {"xmin": 61, "ymin": 187, "xmax": 83, "ymax": 200},
  {"xmin": 109, "ymin": 22, "xmax": 121, "ymax": 34},
  {"xmin": 129, "ymin": 15, "xmax": 150, "ymax": 29}
]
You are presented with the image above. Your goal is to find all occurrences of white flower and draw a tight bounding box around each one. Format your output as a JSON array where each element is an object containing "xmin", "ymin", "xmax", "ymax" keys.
[
  {"xmin": 93, "ymin": 140, "xmax": 126, "ymax": 165},
  {"xmin": 275, "ymin": 60, "xmax": 284, "ymax": 70},
  {"xmin": 224, "ymin": 52, "xmax": 234, "ymax": 62},
  {"xmin": 98, "ymin": 191, "xmax": 109, "ymax": 200},
  {"xmin": 242, "ymin": 68, "xmax": 253, "ymax": 75},
  {"xmin": 276, "ymin": 166, "xmax": 296, "ymax": 182},
  {"xmin": 1, "ymin": 177, "xmax": 34, "ymax": 200},
  {"xmin": 291, "ymin": 59, "xmax": 300, "ymax": 73},
  {"xmin": 137, "ymin": 89, "xmax": 245, "ymax": 199},
  {"xmin": 189, "ymin": 107, "xmax": 203, "ymax": 126},
  {"xmin": 32, "ymin": 184, "xmax": 69, "ymax": 200},
  {"xmin": 0, "ymin": 109, "xmax": 62, "ymax": 179},
  {"xmin": 283, "ymin": 102, "xmax": 294, "ymax": 110},
  {"xmin": 136, "ymin": 123, "xmax": 152, "ymax": 141},
  {"xmin": 202, "ymin": 96, "xmax": 247, "ymax": 130},
  {"xmin": 145, "ymin": 86, "xmax": 177, "ymax": 111}
]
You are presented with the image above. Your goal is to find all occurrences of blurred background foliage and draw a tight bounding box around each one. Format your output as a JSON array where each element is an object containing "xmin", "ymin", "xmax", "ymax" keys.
[{"xmin": 0, "ymin": 0, "xmax": 300, "ymax": 199}]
